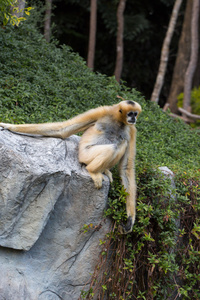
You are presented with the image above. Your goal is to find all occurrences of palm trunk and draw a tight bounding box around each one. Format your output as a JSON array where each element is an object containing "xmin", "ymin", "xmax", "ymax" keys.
[
  {"xmin": 87, "ymin": 0, "xmax": 97, "ymax": 70},
  {"xmin": 114, "ymin": 0, "xmax": 126, "ymax": 83},
  {"xmin": 167, "ymin": 0, "xmax": 192, "ymax": 113},
  {"xmin": 150, "ymin": 0, "xmax": 183, "ymax": 103},
  {"xmin": 44, "ymin": 0, "xmax": 52, "ymax": 43},
  {"xmin": 183, "ymin": 0, "xmax": 199, "ymax": 112}
]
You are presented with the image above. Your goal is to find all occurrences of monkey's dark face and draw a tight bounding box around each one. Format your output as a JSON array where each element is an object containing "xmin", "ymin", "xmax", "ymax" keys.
[
  {"xmin": 126, "ymin": 111, "xmax": 138, "ymax": 124},
  {"xmin": 118, "ymin": 100, "xmax": 142, "ymax": 125}
]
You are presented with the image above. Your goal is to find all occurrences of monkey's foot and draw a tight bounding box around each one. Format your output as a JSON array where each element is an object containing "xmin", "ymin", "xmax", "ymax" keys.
[
  {"xmin": 88, "ymin": 172, "xmax": 104, "ymax": 189},
  {"xmin": 118, "ymin": 216, "xmax": 133, "ymax": 234},
  {"xmin": 104, "ymin": 169, "xmax": 113, "ymax": 183}
]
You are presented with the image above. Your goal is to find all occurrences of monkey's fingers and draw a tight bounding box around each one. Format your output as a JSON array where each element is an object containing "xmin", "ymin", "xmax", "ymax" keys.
[
  {"xmin": 0, "ymin": 123, "xmax": 10, "ymax": 129},
  {"xmin": 118, "ymin": 216, "xmax": 133, "ymax": 234}
]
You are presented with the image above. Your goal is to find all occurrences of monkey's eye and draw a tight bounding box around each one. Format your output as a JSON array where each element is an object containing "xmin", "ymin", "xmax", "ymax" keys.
[{"xmin": 127, "ymin": 111, "xmax": 138, "ymax": 117}]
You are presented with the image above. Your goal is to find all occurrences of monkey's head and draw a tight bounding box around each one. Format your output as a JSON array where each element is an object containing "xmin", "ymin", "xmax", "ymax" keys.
[{"xmin": 118, "ymin": 100, "xmax": 142, "ymax": 125}]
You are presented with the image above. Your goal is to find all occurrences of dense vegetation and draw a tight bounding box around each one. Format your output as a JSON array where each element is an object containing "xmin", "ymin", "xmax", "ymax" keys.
[{"xmin": 0, "ymin": 16, "xmax": 199, "ymax": 300}]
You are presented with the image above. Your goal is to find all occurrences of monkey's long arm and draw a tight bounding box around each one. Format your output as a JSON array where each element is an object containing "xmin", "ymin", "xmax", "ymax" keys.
[
  {"xmin": 0, "ymin": 106, "xmax": 112, "ymax": 138},
  {"xmin": 119, "ymin": 126, "xmax": 137, "ymax": 234}
]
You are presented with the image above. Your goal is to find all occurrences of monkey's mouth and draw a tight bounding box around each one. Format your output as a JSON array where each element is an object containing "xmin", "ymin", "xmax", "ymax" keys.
[{"xmin": 127, "ymin": 119, "xmax": 136, "ymax": 125}]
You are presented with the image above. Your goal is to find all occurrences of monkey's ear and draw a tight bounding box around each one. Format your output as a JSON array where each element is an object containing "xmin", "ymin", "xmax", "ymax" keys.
[{"xmin": 119, "ymin": 109, "xmax": 123, "ymax": 114}]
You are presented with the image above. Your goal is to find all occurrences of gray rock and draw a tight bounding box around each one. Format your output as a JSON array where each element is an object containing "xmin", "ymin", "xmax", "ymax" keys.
[
  {"xmin": 158, "ymin": 166, "xmax": 180, "ymax": 230},
  {"xmin": 158, "ymin": 166, "xmax": 181, "ymax": 300},
  {"xmin": 0, "ymin": 129, "xmax": 111, "ymax": 299}
]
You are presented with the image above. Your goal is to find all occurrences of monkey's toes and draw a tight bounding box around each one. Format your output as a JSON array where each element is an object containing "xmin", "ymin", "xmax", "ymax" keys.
[
  {"xmin": 104, "ymin": 170, "xmax": 113, "ymax": 183},
  {"xmin": 94, "ymin": 181, "xmax": 102, "ymax": 189},
  {"xmin": 93, "ymin": 176, "xmax": 103, "ymax": 189}
]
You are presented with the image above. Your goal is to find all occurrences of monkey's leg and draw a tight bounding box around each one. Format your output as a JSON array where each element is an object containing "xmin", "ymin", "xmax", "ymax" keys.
[
  {"xmin": 104, "ymin": 169, "xmax": 113, "ymax": 183},
  {"xmin": 79, "ymin": 143, "xmax": 125, "ymax": 189},
  {"xmin": 85, "ymin": 145, "xmax": 114, "ymax": 189}
]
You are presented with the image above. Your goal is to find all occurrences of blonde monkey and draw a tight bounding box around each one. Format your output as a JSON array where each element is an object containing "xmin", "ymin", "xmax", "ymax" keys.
[{"xmin": 0, "ymin": 96, "xmax": 142, "ymax": 233}]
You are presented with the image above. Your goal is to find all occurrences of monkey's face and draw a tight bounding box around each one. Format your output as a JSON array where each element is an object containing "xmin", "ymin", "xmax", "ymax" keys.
[
  {"xmin": 126, "ymin": 111, "xmax": 138, "ymax": 124},
  {"xmin": 118, "ymin": 100, "xmax": 142, "ymax": 125}
]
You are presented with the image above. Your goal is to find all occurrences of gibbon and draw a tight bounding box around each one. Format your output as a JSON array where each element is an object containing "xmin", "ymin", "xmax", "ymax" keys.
[{"xmin": 0, "ymin": 98, "xmax": 142, "ymax": 234}]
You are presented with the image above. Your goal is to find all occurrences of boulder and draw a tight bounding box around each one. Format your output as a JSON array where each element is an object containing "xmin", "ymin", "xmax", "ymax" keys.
[{"xmin": 0, "ymin": 129, "xmax": 111, "ymax": 299}]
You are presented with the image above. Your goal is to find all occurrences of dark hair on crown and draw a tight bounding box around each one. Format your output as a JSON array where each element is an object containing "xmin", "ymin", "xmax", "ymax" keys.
[{"xmin": 126, "ymin": 100, "xmax": 135, "ymax": 106}]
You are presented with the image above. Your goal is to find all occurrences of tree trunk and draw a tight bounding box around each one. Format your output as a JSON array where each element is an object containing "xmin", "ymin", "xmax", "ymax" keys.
[
  {"xmin": 44, "ymin": 0, "xmax": 52, "ymax": 43},
  {"xmin": 183, "ymin": 0, "xmax": 199, "ymax": 112},
  {"xmin": 87, "ymin": 0, "xmax": 97, "ymax": 70},
  {"xmin": 167, "ymin": 0, "xmax": 192, "ymax": 113},
  {"xmin": 150, "ymin": 0, "xmax": 183, "ymax": 103},
  {"xmin": 114, "ymin": 0, "xmax": 126, "ymax": 83},
  {"xmin": 11, "ymin": 0, "xmax": 25, "ymax": 18}
]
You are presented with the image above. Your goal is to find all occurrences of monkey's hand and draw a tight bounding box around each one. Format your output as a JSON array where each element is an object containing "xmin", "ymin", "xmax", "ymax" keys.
[
  {"xmin": 118, "ymin": 216, "xmax": 134, "ymax": 234},
  {"xmin": 0, "ymin": 123, "xmax": 10, "ymax": 130}
]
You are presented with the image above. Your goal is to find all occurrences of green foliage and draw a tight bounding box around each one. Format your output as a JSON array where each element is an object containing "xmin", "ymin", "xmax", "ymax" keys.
[
  {"xmin": 80, "ymin": 223, "xmax": 94, "ymax": 234},
  {"xmin": 0, "ymin": 0, "xmax": 33, "ymax": 26},
  {"xmin": 0, "ymin": 24, "xmax": 122, "ymax": 124},
  {"xmin": 178, "ymin": 87, "xmax": 200, "ymax": 127},
  {"xmin": 0, "ymin": 17, "xmax": 199, "ymax": 300},
  {"xmin": 105, "ymin": 172, "xmax": 128, "ymax": 227},
  {"xmin": 136, "ymin": 100, "xmax": 200, "ymax": 177},
  {"xmin": 84, "ymin": 169, "xmax": 200, "ymax": 299}
]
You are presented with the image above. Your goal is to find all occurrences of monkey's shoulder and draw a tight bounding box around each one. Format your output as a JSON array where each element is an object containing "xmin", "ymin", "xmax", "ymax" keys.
[{"xmin": 95, "ymin": 117, "xmax": 130, "ymax": 142}]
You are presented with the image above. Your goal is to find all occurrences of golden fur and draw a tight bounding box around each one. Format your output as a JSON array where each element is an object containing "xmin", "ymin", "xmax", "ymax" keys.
[{"xmin": 0, "ymin": 99, "xmax": 142, "ymax": 233}]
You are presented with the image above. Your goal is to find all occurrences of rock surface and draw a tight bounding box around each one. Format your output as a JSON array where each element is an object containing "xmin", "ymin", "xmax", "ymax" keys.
[{"xmin": 0, "ymin": 129, "xmax": 111, "ymax": 299}]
